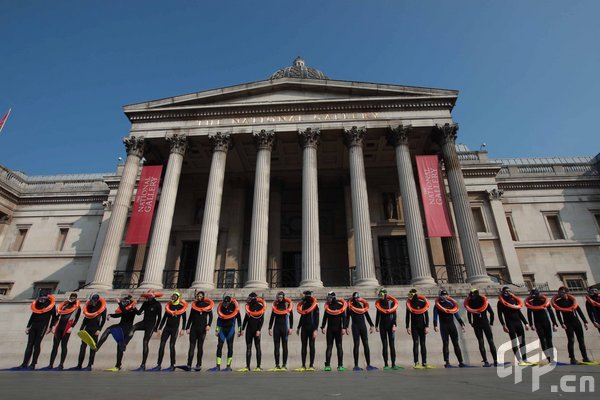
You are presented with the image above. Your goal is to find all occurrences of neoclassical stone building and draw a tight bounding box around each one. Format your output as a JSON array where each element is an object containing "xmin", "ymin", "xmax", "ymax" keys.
[{"xmin": 1, "ymin": 58, "xmax": 599, "ymax": 300}]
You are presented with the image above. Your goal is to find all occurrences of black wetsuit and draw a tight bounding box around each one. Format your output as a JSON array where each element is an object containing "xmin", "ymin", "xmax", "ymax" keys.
[
  {"xmin": 585, "ymin": 295, "xmax": 600, "ymax": 334},
  {"xmin": 497, "ymin": 296, "xmax": 528, "ymax": 362},
  {"xmin": 22, "ymin": 300, "xmax": 57, "ymax": 368},
  {"xmin": 156, "ymin": 302, "xmax": 187, "ymax": 368},
  {"xmin": 96, "ymin": 303, "xmax": 137, "ymax": 369},
  {"xmin": 297, "ymin": 299, "xmax": 319, "ymax": 369},
  {"xmin": 554, "ymin": 297, "xmax": 589, "ymax": 361},
  {"xmin": 321, "ymin": 300, "xmax": 348, "ymax": 368},
  {"xmin": 433, "ymin": 300, "xmax": 464, "ymax": 365},
  {"xmin": 241, "ymin": 301, "xmax": 264, "ymax": 369},
  {"xmin": 405, "ymin": 297, "xmax": 429, "ymax": 365},
  {"xmin": 185, "ymin": 301, "xmax": 213, "ymax": 368},
  {"xmin": 348, "ymin": 300, "xmax": 374, "ymax": 368},
  {"xmin": 215, "ymin": 303, "xmax": 242, "ymax": 366},
  {"xmin": 76, "ymin": 302, "xmax": 107, "ymax": 369},
  {"xmin": 128, "ymin": 298, "xmax": 162, "ymax": 368},
  {"xmin": 375, "ymin": 298, "xmax": 397, "ymax": 367},
  {"xmin": 467, "ymin": 296, "xmax": 497, "ymax": 364},
  {"xmin": 526, "ymin": 299, "xmax": 558, "ymax": 361},
  {"xmin": 269, "ymin": 301, "xmax": 293, "ymax": 368},
  {"xmin": 49, "ymin": 302, "xmax": 81, "ymax": 368}
]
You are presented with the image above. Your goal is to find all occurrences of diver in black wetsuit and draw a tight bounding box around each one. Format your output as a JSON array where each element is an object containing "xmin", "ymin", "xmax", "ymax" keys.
[
  {"xmin": 406, "ymin": 288, "xmax": 429, "ymax": 368},
  {"xmin": 347, "ymin": 291, "xmax": 375, "ymax": 371},
  {"xmin": 47, "ymin": 292, "xmax": 81, "ymax": 370},
  {"xmin": 269, "ymin": 291, "xmax": 293, "ymax": 370},
  {"xmin": 296, "ymin": 290, "xmax": 319, "ymax": 371},
  {"xmin": 186, "ymin": 291, "xmax": 213, "ymax": 371},
  {"xmin": 375, "ymin": 288, "xmax": 399, "ymax": 370},
  {"xmin": 466, "ymin": 289, "xmax": 497, "ymax": 367},
  {"xmin": 321, "ymin": 291, "xmax": 348, "ymax": 371},
  {"xmin": 209, "ymin": 296, "xmax": 242, "ymax": 371},
  {"xmin": 553, "ymin": 287, "xmax": 590, "ymax": 364},
  {"xmin": 19, "ymin": 290, "xmax": 57, "ymax": 369},
  {"xmin": 526, "ymin": 289, "xmax": 558, "ymax": 362},
  {"xmin": 585, "ymin": 287, "xmax": 600, "ymax": 334},
  {"xmin": 75, "ymin": 293, "xmax": 107, "ymax": 370},
  {"xmin": 433, "ymin": 290, "xmax": 465, "ymax": 368},
  {"xmin": 240, "ymin": 292, "xmax": 264, "ymax": 372},
  {"xmin": 151, "ymin": 291, "xmax": 187, "ymax": 371},
  {"xmin": 128, "ymin": 291, "xmax": 162, "ymax": 370},
  {"xmin": 497, "ymin": 286, "xmax": 530, "ymax": 364},
  {"xmin": 96, "ymin": 294, "xmax": 138, "ymax": 371}
]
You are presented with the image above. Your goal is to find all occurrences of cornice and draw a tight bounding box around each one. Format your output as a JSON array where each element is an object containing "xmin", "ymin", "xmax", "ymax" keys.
[{"xmin": 498, "ymin": 180, "xmax": 600, "ymax": 191}]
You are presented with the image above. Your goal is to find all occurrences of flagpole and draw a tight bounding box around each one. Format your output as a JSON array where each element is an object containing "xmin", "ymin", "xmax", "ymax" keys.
[{"xmin": 0, "ymin": 108, "xmax": 11, "ymax": 134}]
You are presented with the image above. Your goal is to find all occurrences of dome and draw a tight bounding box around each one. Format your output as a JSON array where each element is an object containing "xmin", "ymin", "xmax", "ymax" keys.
[{"xmin": 270, "ymin": 57, "xmax": 329, "ymax": 80}]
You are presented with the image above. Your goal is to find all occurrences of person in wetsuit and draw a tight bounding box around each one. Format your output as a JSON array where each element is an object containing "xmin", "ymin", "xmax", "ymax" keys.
[
  {"xmin": 269, "ymin": 291, "xmax": 293, "ymax": 371},
  {"xmin": 47, "ymin": 292, "xmax": 81, "ymax": 370},
  {"xmin": 553, "ymin": 286, "xmax": 590, "ymax": 364},
  {"xmin": 239, "ymin": 292, "xmax": 264, "ymax": 372},
  {"xmin": 497, "ymin": 286, "xmax": 530, "ymax": 364},
  {"xmin": 127, "ymin": 290, "xmax": 162, "ymax": 371},
  {"xmin": 433, "ymin": 289, "xmax": 465, "ymax": 368},
  {"xmin": 186, "ymin": 291, "xmax": 213, "ymax": 371},
  {"xmin": 96, "ymin": 294, "xmax": 138, "ymax": 371},
  {"xmin": 296, "ymin": 290, "xmax": 319, "ymax": 371},
  {"xmin": 74, "ymin": 293, "xmax": 107, "ymax": 370},
  {"xmin": 406, "ymin": 288, "xmax": 429, "ymax": 368},
  {"xmin": 466, "ymin": 288, "xmax": 497, "ymax": 367},
  {"xmin": 347, "ymin": 291, "xmax": 375, "ymax": 371},
  {"xmin": 526, "ymin": 289, "xmax": 558, "ymax": 362},
  {"xmin": 585, "ymin": 287, "xmax": 600, "ymax": 334},
  {"xmin": 151, "ymin": 291, "xmax": 187, "ymax": 371},
  {"xmin": 209, "ymin": 295, "xmax": 242, "ymax": 371},
  {"xmin": 19, "ymin": 290, "xmax": 57, "ymax": 369},
  {"xmin": 321, "ymin": 291, "xmax": 348, "ymax": 371},
  {"xmin": 375, "ymin": 288, "xmax": 399, "ymax": 370}
]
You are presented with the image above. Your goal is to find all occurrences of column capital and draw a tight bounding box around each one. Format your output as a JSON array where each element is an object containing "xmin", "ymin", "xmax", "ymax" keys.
[
  {"xmin": 343, "ymin": 126, "xmax": 367, "ymax": 148},
  {"xmin": 123, "ymin": 136, "xmax": 145, "ymax": 157},
  {"xmin": 298, "ymin": 127, "xmax": 321, "ymax": 149},
  {"xmin": 434, "ymin": 123, "xmax": 459, "ymax": 145},
  {"xmin": 102, "ymin": 200, "xmax": 113, "ymax": 211},
  {"xmin": 166, "ymin": 133, "xmax": 187, "ymax": 155},
  {"xmin": 387, "ymin": 124, "xmax": 412, "ymax": 147},
  {"xmin": 208, "ymin": 132, "xmax": 232, "ymax": 153},
  {"xmin": 253, "ymin": 129, "xmax": 275, "ymax": 151},
  {"xmin": 0, "ymin": 214, "xmax": 11, "ymax": 224},
  {"xmin": 487, "ymin": 188, "xmax": 504, "ymax": 201}
]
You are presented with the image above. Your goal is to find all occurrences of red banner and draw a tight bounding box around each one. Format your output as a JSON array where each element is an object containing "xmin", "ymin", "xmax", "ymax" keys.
[
  {"xmin": 416, "ymin": 155, "xmax": 453, "ymax": 237},
  {"xmin": 125, "ymin": 165, "xmax": 163, "ymax": 245}
]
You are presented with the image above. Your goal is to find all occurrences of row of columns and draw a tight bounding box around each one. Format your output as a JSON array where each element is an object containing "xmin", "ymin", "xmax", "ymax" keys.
[{"xmin": 88, "ymin": 124, "xmax": 490, "ymax": 290}]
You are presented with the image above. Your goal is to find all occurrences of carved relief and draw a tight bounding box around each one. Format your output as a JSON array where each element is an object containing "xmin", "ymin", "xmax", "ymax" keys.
[{"xmin": 487, "ymin": 188, "xmax": 504, "ymax": 201}]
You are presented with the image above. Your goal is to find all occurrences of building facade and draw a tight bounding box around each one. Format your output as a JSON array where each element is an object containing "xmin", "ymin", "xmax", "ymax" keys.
[{"xmin": 1, "ymin": 59, "xmax": 599, "ymax": 300}]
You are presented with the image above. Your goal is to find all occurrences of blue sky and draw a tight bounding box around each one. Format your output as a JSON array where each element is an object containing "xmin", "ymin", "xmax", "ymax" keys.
[{"xmin": 1, "ymin": 0, "xmax": 598, "ymax": 175}]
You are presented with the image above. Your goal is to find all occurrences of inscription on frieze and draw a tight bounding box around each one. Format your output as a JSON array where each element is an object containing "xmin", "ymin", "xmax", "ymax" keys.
[{"xmin": 198, "ymin": 112, "xmax": 380, "ymax": 126}]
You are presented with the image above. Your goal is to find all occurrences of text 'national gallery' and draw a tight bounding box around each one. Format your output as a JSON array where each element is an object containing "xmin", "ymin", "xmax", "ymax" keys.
[{"xmin": 1, "ymin": 58, "xmax": 599, "ymax": 300}]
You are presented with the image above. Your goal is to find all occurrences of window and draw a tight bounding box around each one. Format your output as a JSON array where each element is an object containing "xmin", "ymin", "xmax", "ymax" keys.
[
  {"xmin": 0, "ymin": 282, "xmax": 14, "ymax": 296},
  {"xmin": 382, "ymin": 192, "xmax": 399, "ymax": 220},
  {"xmin": 558, "ymin": 273, "xmax": 587, "ymax": 291},
  {"xmin": 471, "ymin": 207, "xmax": 487, "ymax": 233},
  {"xmin": 11, "ymin": 226, "xmax": 30, "ymax": 251},
  {"xmin": 593, "ymin": 212, "xmax": 600, "ymax": 234},
  {"xmin": 544, "ymin": 213, "xmax": 565, "ymax": 240},
  {"xmin": 32, "ymin": 281, "xmax": 58, "ymax": 298},
  {"xmin": 506, "ymin": 213, "xmax": 518, "ymax": 241},
  {"xmin": 522, "ymin": 274, "xmax": 535, "ymax": 290},
  {"xmin": 56, "ymin": 226, "xmax": 70, "ymax": 251}
]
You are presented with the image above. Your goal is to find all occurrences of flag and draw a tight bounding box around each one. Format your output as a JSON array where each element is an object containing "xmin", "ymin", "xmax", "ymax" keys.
[
  {"xmin": 416, "ymin": 155, "xmax": 453, "ymax": 237},
  {"xmin": 125, "ymin": 165, "xmax": 163, "ymax": 244},
  {"xmin": 0, "ymin": 109, "xmax": 11, "ymax": 133}
]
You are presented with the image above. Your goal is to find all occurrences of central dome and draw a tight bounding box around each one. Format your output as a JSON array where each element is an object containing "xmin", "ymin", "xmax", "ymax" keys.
[{"xmin": 270, "ymin": 57, "xmax": 329, "ymax": 80}]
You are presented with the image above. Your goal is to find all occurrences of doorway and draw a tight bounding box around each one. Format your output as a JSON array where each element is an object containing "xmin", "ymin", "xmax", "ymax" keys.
[{"xmin": 378, "ymin": 236, "xmax": 411, "ymax": 285}]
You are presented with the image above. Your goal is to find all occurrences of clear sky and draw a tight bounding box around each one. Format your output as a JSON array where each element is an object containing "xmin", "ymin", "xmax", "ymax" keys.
[{"xmin": 1, "ymin": 0, "xmax": 598, "ymax": 175}]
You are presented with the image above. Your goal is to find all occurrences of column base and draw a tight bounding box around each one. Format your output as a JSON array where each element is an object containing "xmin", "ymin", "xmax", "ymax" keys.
[
  {"xmin": 85, "ymin": 281, "xmax": 113, "ymax": 291},
  {"xmin": 410, "ymin": 276, "xmax": 437, "ymax": 286},
  {"xmin": 138, "ymin": 281, "xmax": 164, "ymax": 290},
  {"xmin": 353, "ymin": 277, "xmax": 380, "ymax": 287},
  {"xmin": 299, "ymin": 279, "xmax": 324, "ymax": 288},
  {"xmin": 244, "ymin": 280, "xmax": 269, "ymax": 289},
  {"xmin": 190, "ymin": 281, "xmax": 215, "ymax": 290},
  {"xmin": 466, "ymin": 274, "xmax": 493, "ymax": 284}
]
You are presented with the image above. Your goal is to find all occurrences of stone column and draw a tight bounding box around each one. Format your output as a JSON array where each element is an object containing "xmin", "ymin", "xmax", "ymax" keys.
[
  {"xmin": 343, "ymin": 127, "xmax": 378, "ymax": 287},
  {"xmin": 88, "ymin": 136, "xmax": 145, "ymax": 290},
  {"xmin": 487, "ymin": 188, "xmax": 524, "ymax": 283},
  {"xmin": 191, "ymin": 133, "xmax": 232, "ymax": 290},
  {"xmin": 387, "ymin": 125, "xmax": 435, "ymax": 285},
  {"xmin": 140, "ymin": 134, "xmax": 187, "ymax": 289},
  {"xmin": 299, "ymin": 128, "xmax": 323, "ymax": 287},
  {"xmin": 436, "ymin": 123, "xmax": 490, "ymax": 284},
  {"xmin": 245, "ymin": 130, "xmax": 275, "ymax": 289},
  {"xmin": 0, "ymin": 214, "xmax": 12, "ymax": 252}
]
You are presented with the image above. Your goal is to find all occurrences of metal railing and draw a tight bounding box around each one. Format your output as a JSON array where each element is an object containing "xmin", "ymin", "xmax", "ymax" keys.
[
  {"xmin": 112, "ymin": 270, "xmax": 144, "ymax": 289},
  {"xmin": 434, "ymin": 264, "xmax": 467, "ymax": 284}
]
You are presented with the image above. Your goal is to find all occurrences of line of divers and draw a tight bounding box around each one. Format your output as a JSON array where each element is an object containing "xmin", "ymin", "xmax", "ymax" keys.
[{"xmin": 17, "ymin": 285, "xmax": 600, "ymax": 372}]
